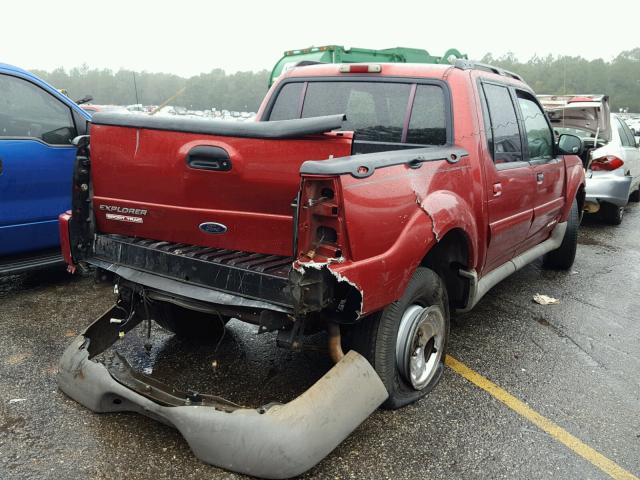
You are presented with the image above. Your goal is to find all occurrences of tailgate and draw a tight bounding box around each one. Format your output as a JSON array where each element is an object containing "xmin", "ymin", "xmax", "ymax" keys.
[{"xmin": 90, "ymin": 113, "xmax": 351, "ymax": 257}]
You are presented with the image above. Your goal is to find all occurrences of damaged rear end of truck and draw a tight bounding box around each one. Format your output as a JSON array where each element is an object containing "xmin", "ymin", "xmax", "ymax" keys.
[
  {"xmin": 58, "ymin": 64, "xmax": 480, "ymax": 477},
  {"xmin": 58, "ymin": 113, "xmax": 392, "ymax": 478}
]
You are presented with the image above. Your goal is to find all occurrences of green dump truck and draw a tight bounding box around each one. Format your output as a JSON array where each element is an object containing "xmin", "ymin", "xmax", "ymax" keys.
[{"xmin": 270, "ymin": 45, "xmax": 467, "ymax": 85}]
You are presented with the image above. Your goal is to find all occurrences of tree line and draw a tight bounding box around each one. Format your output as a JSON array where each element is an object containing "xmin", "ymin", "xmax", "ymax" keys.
[
  {"xmin": 32, "ymin": 64, "xmax": 270, "ymax": 112},
  {"xmin": 32, "ymin": 48, "xmax": 640, "ymax": 112},
  {"xmin": 483, "ymin": 49, "xmax": 640, "ymax": 111}
]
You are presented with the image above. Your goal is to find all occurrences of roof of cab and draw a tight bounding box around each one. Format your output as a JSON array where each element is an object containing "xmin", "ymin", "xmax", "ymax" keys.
[
  {"xmin": 277, "ymin": 61, "xmax": 531, "ymax": 89},
  {"xmin": 280, "ymin": 62, "xmax": 454, "ymax": 81}
]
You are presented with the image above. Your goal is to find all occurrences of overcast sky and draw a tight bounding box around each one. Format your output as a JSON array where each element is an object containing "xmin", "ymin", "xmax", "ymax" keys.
[{"xmin": 3, "ymin": 0, "xmax": 639, "ymax": 76}]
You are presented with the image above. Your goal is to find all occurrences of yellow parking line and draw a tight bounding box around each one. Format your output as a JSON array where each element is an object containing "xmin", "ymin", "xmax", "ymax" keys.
[{"xmin": 445, "ymin": 355, "xmax": 638, "ymax": 480}]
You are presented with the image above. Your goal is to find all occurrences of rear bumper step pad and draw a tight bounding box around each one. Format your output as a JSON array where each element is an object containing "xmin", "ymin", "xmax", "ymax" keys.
[
  {"xmin": 91, "ymin": 234, "xmax": 294, "ymax": 308},
  {"xmin": 57, "ymin": 306, "xmax": 388, "ymax": 478}
]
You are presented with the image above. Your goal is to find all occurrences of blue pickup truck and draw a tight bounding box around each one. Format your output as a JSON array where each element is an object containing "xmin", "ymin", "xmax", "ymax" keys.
[{"xmin": 0, "ymin": 63, "xmax": 91, "ymax": 274}]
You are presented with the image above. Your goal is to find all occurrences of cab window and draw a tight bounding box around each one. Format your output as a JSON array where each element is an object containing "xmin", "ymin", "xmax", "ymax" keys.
[
  {"xmin": 0, "ymin": 74, "xmax": 76, "ymax": 145},
  {"xmin": 517, "ymin": 93, "xmax": 553, "ymax": 161},
  {"xmin": 482, "ymin": 83, "xmax": 523, "ymax": 163},
  {"xmin": 406, "ymin": 85, "xmax": 446, "ymax": 145},
  {"xmin": 268, "ymin": 82, "xmax": 303, "ymax": 121},
  {"xmin": 300, "ymin": 81, "xmax": 410, "ymax": 143},
  {"xmin": 267, "ymin": 79, "xmax": 450, "ymax": 153}
]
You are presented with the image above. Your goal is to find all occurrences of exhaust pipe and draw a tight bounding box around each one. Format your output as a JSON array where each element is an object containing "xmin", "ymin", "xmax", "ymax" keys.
[{"xmin": 328, "ymin": 323, "xmax": 345, "ymax": 364}]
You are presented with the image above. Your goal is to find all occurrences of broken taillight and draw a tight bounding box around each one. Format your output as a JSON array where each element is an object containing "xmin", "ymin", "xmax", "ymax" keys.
[
  {"xmin": 590, "ymin": 155, "xmax": 624, "ymax": 171},
  {"xmin": 296, "ymin": 176, "xmax": 348, "ymax": 262}
]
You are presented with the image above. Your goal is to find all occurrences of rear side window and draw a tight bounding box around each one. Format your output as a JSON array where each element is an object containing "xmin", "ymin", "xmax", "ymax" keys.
[
  {"xmin": 616, "ymin": 117, "xmax": 635, "ymax": 147},
  {"xmin": 267, "ymin": 80, "xmax": 449, "ymax": 150},
  {"xmin": 269, "ymin": 82, "xmax": 303, "ymax": 121},
  {"xmin": 517, "ymin": 94, "xmax": 553, "ymax": 160},
  {"xmin": 301, "ymin": 81, "xmax": 410, "ymax": 143},
  {"xmin": 0, "ymin": 74, "xmax": 76, "ymax": 145},
  {"xmin": 406, "ymin": 85, "xmax": 446, "ymax": 145},
  {"xmin": 482, "ymin": 83, "xmax": 522, "ymax": 163}
]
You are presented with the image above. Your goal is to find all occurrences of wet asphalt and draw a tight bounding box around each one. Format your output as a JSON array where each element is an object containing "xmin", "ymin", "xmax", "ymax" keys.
[{"xmin": 1, "ymin": 205, "xmax": 639, "ymax": 480}]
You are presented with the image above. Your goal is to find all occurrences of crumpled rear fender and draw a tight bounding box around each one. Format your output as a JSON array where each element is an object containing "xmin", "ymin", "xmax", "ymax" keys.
[
  {"xmin": 585, "ymin": 168, "xmax": 632, "ymax": 208},
  {"xmin": 321, "ymin": 190, "xmax": 478, "ymax": 316}
]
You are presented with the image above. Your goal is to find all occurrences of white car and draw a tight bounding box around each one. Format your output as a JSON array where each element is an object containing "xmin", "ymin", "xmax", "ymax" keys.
[{"xmin": 538, "ymin": 95, "xmax": 640, "ymax": 224}]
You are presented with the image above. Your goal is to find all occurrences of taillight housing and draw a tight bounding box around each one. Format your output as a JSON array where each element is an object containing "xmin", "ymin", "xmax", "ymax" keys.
[
  {"xmin": 296, "ymin": 176, "xmax": 348, "ymax": 262},
  {"xmin": 590, "ymin": 155, "xmax": 624, "ymax": 171}
]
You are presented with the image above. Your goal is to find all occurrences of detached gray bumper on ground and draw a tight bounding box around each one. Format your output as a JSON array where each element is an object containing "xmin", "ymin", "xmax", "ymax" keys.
[
  {"xmin": 57, "ymin": 308, "xmax": 388, "ymax": 479},
  {"xmin": 585, "ymin": 169, "xmax": 633, "ymax": 207}
]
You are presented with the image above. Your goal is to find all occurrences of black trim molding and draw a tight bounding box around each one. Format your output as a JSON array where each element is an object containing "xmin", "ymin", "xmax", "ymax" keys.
[
  {"xmin": 300, "ymin": 145, "xmax": 469, "ymax": 178},
  {"xmin": 91, "ymin": 112, "xmax": 346, "ymax": 139}
]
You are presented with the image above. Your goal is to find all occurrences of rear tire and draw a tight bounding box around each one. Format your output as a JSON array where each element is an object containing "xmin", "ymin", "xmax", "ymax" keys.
[
  {"xmin": 149, "ymin": 301, "xmax": 228, "ymax": 340},
  {"xmin": 350, "ymin": 267, "xmax": 449, "ymax": 409},
  {"xmin": 629, "ymin": 187, "xmax": 640, "ymax": 202},
  {"xmin": 600, "ymin": 202, "xmax": 624, "ymax": 225},
  {"xmin": 543, "ymin": 199, "xmax": 579, "ymax": 270}
]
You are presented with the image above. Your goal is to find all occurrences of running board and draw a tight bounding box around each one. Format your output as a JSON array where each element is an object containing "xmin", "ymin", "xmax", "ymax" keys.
[
  {"xmin": 458, "ymin": 222, "xmax": 567, "ymax": 313},
  {"xmin": 0, "ymin": 250, "xmax": 64, "ymax": 275}
]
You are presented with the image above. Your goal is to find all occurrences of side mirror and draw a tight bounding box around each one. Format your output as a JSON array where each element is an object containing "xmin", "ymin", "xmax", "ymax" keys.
[
  {"xmin": 558, "ymin": 134, "xmax": 583, "ymax": 156},
  {"xmin": 75, "ymin": 95, "xmax": 93, "ymax": 105}
]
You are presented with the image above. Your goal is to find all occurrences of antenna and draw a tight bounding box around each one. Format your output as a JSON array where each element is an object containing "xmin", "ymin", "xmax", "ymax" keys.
[
  {"xmin": 132, "ymin": 72, "xmax": 140, "ymax": 106},
  {"xmin": 150, "ymin": 87, "xmax": 186, "ymax": 116}
]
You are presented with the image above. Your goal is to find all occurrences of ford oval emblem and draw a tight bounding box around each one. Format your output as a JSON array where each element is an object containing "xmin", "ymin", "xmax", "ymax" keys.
[{"xmin": 199, "ymin": 222, "xmax": 227, "ymax": 234}]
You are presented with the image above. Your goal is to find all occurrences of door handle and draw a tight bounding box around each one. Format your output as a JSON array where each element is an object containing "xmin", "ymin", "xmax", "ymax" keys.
[
  {"xmin": 186, "ymin": 146, "xmax": 231, "ymax": 171},
  {"xmin": 536, "ymin": 172, "xmax": 544, "ymax": 183},
  {"xmin": 492, "ymin": 182, "xmax": 502, "ymax": 197}
]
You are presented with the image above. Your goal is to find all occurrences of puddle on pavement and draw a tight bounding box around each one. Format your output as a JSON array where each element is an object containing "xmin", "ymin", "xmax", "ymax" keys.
[
  {"xmin": 0, "ymin": 269, "xmax": 81, "ymax": 296},
  {"xmin": 0, "ymin": 415, "xmax": 27, "ymax": 434},
  {"xmin": 577, "ymin": 235, "xmax": 617, "ymax": 249},
  {"xmin": 536, "ymin": 317, "xmax": 551, "ymax": 327},
  {"xmin": 96, "ymin": 319, "xmax": 333, "ymax": 407}
]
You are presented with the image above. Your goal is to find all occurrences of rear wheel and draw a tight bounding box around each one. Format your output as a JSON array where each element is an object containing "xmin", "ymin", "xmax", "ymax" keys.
[
  {"xmin": 149, "ymin": 301, "xmax": 228, "ymax": 340},
  {"xmin": 543, "ymin": 199, "xmax": 579, "ymax": 270},
  {"xmin": 350, "ymin": 267, "xmax": 449, "ymax": 409},
  {"xmin": 629, "ymin": 187, "xmax": 640, "ymax": 202},
  {"xmin": 600, "ymin": 202, "xmax": 624, "ymax": 225}
]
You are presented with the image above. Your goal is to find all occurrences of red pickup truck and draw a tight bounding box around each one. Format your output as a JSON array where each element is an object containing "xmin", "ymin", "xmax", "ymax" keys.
[{"xmin": 58, "ymin": 60, "xmax": 585, "ymax": 478}]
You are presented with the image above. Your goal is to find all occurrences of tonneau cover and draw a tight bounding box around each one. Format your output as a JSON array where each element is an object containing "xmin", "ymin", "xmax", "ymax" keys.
[{"xmin": 90, "ymin": 112, "xmax": 346, "ymax": 139}]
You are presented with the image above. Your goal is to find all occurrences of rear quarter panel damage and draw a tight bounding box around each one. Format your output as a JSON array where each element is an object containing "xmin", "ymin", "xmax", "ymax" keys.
[
  {"xmin": 316, "ymin": 155, "xmax": 481, "ymax": 316},
  {"xmin": 297, "ymin": 71, "xmax": 487, "ymax": 317}
]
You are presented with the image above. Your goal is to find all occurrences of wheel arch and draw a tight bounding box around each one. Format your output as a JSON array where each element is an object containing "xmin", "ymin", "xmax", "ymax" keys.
[
  {"xmin": 420, "ymin": 227, "xmax": 472, "ymax": 310},
  {"xmin": 562, "ymin": 158, "xmax": 587, "ymax": 220},
  {"xmin": 576, "ymin": 183, "xmax": 585, "ymax": 208}
]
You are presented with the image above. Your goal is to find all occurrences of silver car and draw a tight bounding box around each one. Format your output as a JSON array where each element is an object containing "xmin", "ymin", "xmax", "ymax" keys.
[{"xmin": 539, "ymin": 95, "xmax": 640, "ymax": 224}]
